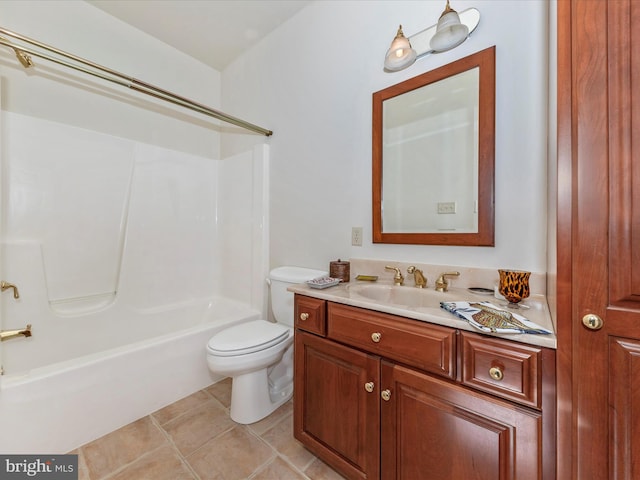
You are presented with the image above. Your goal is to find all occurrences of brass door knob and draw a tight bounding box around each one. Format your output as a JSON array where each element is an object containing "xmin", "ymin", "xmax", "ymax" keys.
[
  {"xmin": 582, "ymin": 313, "xmax": 603, "ymax": 330},
  {"xmin": 489, "ymin": 366, "xmax": 504, "ymax": 381},
  {"xmin": 364, "ymin": 382, "xmax": 375, "ymax": 393},
  {"xmin": 381, "ymin": 389, "xmax": 392, "ymax": 401},
  {"xmin": 371, "ymin": 332, "xmax": 382, "ymax": 343},
  {"xmin": 299, "ymin": 313, "xmax": 309, "ymax": 321}
]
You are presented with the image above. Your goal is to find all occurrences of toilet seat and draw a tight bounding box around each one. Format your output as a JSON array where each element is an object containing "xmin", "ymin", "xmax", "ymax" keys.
[{"xmin": 207, "ymin": 320, "xmax": 290, "ymax": 357}]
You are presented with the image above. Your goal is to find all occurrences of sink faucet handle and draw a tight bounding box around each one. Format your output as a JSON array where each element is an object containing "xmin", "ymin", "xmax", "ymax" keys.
[
  {"xmin": 384, "ymin": 265, "xmax": 404, "ymax": 286},
  {"xmin": 435, "ymin": 271, "xmax": 460, "ymax": 292}
]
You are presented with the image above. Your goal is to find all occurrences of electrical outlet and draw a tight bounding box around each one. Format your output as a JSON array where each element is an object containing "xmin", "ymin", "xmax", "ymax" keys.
[
  {"xmin": 351, "ymin": 227, "xmax": 363, "ymax": 246},
  {"xmin": 437, "ymin": 202, "xmax": 457, "ymax": 214}
]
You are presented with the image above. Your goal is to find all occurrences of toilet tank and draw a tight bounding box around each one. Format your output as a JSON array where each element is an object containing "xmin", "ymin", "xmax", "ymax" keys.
[{"xmin": 269, "ymin": 266, "xmax": 327, "ymax": 327}]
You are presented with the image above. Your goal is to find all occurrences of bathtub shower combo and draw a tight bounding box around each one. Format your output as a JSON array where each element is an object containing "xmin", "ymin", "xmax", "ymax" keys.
[{"xmin": 0, "ymin": 109, "xmax": 271, "ymax": 453}]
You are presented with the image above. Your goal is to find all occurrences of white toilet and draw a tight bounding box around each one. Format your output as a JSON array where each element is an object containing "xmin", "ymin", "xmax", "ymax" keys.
[{"xmin": 206, "ymin": 266, "xmax": 327, "ymax": 424}]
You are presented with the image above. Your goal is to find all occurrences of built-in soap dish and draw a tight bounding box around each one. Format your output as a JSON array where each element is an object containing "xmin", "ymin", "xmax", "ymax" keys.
[{"xmin": 355, "ymin": 275, "xmax": 378, "ymax": 282}]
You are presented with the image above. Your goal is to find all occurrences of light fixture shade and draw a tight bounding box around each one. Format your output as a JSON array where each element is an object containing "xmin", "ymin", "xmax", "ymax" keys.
[
  {"xmin": 384, "ymin": 25, "xmax": 417, "ymax": 71},
  {"xmin": 429, "ymin": 2, "xmax": 470, "ymax": 52}
]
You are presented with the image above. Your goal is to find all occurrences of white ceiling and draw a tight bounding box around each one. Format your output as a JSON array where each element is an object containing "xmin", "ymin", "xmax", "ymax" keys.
[{"xmin": 87, "ymin": 0, "xmax": 311, "ymax": 71}]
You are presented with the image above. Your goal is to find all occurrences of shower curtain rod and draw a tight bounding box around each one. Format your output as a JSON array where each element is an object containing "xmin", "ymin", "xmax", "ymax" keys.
[{"xmin": 0, "ymin": 27, "xmax": 273, "ymax": 136}]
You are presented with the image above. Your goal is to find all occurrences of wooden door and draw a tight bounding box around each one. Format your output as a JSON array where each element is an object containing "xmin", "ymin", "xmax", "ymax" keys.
[
  {"xmin": 380, "ymin": 361, "xmax": 541, "ymax": 480},
  {"xmin": 293, "ymin": 331, "xmax": 380, "ymax": 480},
  {"xmin": 557, "ymin": 1, "xmax": 640, "ymax": 478}
]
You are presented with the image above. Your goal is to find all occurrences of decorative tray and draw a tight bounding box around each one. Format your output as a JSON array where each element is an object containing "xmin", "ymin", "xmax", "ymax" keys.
[{"xmin": 307, "ymin": 276, "xmax": 341, "ymax": 289}]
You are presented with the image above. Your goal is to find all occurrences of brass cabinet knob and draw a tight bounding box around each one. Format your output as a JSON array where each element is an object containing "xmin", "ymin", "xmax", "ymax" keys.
[
  {"xmin": 381, "ymin": 389, "xmax": 392, "ymax": 401},
  {"xmin": 582, "ymin": 313, "xmax": 604, "ymax": 330},
  {"xmin": 489, "ymin": 366, "xmax": 504, "ymax": 381},
  {"xmin": 299, "ymin": 312, "xmax": 309, "ymax": 321},
  {"xmin": 364, "ymin": 382, "xmax": 375, "ymax": 393},
  {"xmin": 371, "ymin": 332, "xmax": 382, "ymax": 343}
]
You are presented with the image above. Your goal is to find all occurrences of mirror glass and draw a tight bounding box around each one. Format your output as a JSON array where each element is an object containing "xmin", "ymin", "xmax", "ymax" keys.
[{"xmin": 373, "ymin": 47, "xmax": 495, "ymax": 246}]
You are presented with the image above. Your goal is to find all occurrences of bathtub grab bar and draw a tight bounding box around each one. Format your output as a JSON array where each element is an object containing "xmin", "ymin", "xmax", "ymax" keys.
[{"xmin": 0, "ymin": 324, "xmax": 32, "ymax": 342}]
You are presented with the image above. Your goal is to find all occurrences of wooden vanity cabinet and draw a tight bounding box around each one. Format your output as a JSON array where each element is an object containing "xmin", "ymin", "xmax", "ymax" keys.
[
  {"xmin": 293, "ymin": 294, "xmax": 554, "ymax": 480},
  {"xmin": 380, "ymin": 361, "xmax": 542, "ymax": 479},
  {"xmin": 294, "ymin": 330, "xmax": 380, "ymax": 479}
]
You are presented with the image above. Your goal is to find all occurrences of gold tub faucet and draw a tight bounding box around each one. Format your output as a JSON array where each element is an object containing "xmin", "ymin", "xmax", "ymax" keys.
[{"xmin": 1, "ymin": 281, "xmax": 20, "ymax": 299}]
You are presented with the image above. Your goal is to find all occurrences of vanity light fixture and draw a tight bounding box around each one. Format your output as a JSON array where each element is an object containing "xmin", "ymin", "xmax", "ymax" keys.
[
  {"xmin": 430, "ymin": 0, "xmax": 469, "ymax": 52},
  {"xmin": 383, "ymin": 1, "xmax": 480, "ymax": 72},
  {"xmin": 383, "ymin": 25, "xmax": 417, "ymax": 72}
]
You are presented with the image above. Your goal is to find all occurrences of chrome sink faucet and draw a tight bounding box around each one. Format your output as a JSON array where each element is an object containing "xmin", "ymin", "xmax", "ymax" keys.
[
  {"xmin": 407, "ymin": 266, "xmax": 427, "ymax": 288},
  {"xmin": 385, "ymin": 266, "xmax": 404, "ymax": 286},
  {"xmin": 435, "ymin": 271, "xmax": 460, "ymax": 292}
]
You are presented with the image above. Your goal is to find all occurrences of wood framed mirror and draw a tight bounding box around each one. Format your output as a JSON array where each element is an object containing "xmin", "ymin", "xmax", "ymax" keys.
[{"xmin": 372, "ymin": 46, "xmax": 495, "ymax": 246}]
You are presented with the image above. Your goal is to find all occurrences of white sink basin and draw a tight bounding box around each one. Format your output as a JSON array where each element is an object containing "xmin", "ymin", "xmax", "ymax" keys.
[{"xmin": 347, "ymin": 284, "xmax": 443, "ymax": 308}]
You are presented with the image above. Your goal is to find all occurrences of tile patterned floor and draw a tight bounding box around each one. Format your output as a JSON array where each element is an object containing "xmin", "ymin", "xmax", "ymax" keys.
[{"xmin": 72, "ymin": 378, "xmax": 346, "ymax": 480}]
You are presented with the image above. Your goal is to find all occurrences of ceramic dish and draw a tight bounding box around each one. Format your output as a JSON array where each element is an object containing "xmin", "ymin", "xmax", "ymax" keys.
[{"xmin": 307, "ymin": 276, "xmax": 341, "ymax": 289}]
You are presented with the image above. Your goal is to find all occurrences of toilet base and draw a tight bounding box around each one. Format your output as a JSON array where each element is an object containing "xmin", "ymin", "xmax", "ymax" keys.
[{"xmin": 229, "ymin": 368, "xmax": 292, "ymax": 424}]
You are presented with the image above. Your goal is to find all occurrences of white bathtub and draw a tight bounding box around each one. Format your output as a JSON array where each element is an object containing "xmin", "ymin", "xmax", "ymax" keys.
[{"xmin": 0, "ymin": 297, "xmax": 260, "ymax": 454}]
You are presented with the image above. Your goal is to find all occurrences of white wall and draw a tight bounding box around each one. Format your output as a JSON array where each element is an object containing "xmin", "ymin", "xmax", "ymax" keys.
[
  {"xmin": 0, "ymin": 0, "xmax": 222, "ymax": 159},
  {"xmin": 1, "ymin": 0, "xmax": 550, "ymax": 277},
  {"xmin": 222, "ymin": 0, "xmax": 549, "ymax": 276}
]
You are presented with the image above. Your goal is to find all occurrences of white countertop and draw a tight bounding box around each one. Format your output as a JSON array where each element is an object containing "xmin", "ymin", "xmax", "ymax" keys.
[{"xmin": 288, "ymin": 280, "xmax": 557, "ymax": 349}]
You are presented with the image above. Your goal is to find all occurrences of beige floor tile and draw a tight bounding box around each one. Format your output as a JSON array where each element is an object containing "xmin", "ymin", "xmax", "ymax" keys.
[
  {"xmin": 152, "ymin": 390, "xmax": 212, "ymax": 425},
  {"xmin": 248, "ymin": 400, "xmax": 293, "ymax": 436},
  {"xmin": 304, "ymin": 458, "xmax": 347, "ymax": 480},
  {"xmin": 260, "ymin": 414, "xmax": 315, "ymax": 471},
  {"xmin": 109, "ymin": 445, "xmax": 196, "ymax": 480},
  {"xmin": 251, "ymin": 456, "xmax": 307, "ymax": 480},
  {"xmin": 161, "ymin": 399, "xmax": 235, "ymax": 456},
  {"xmin": 74, "ymin": 381, "xmax": 343, "ymax": 480},
  {"xmin": 82, "ymin": 416, "xmax": 167, "ymax": 479},
  {"xmin": 205, "ymin": 377, "xmax": 232, "ymax": 408},
  {"xmin": 187, "ymin": 426, "xmax": 274, "ymax": 480}
]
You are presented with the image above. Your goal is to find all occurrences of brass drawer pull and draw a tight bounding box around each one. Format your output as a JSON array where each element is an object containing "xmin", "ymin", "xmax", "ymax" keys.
[
  {"xmin": 371, "ymin": 332, "xmax": 382, "ymax": 343},
  {"xmin": 299, "ymin": 312, "xmax": 309, "ymax": 321},
  {"xmin": 489, "ymin": 366, "xmax": 504, "ymax": 381},
  {"xmin": 364, "ymin": 382, "xmax": 375, "ymax": 393},
  {"xmin": 381, "ymin": 389, "xmax": 392, "ymax": 401}
]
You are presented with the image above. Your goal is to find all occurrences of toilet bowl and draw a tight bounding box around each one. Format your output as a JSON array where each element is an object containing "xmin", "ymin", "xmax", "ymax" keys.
[{"xmin": 206, "ymin": 266, "xmax": 327, "ymax": 424}]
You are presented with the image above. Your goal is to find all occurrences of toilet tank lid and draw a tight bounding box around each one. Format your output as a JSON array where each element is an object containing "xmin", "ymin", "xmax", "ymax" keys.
[{"xmin": 269, "ymin": 266, "xmax": 328, "ymax": 283}]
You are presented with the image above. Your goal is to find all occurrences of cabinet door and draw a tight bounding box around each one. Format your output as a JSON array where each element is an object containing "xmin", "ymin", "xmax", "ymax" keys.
[
  {"xmin": 294, "ymin": 331, "xmax": 380, "ymax": 480},
  {"xmin": 380, "ymin": 361, "xmax": 542, "ymax": 480}
]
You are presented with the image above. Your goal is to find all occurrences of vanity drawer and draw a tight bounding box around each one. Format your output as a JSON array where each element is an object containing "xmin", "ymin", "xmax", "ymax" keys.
[
  {"xmin": 460, "ymin": 332, "xmax": 541, "ymax": 408},
  {"xmin": 294, "ymin": 295, "xmax": 326, "ymax": 336},
  {"xmin": 327, "ymin": 303, "xmax": 456, "ymax": 379}
]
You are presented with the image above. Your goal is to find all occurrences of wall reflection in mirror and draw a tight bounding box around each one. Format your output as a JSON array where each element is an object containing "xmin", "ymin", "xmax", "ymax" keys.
[
  {"xmin": 382, "ymin": 66, "xmax": 479, "ymax": 233},
  {"xmin": 372, "ymin": 47, "xmax": 495, "ymax": 246}
]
